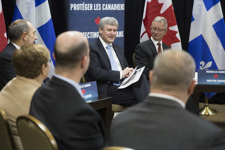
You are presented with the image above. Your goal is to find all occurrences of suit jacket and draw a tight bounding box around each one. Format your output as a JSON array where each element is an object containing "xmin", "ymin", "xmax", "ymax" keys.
[
  {"xmin": 134, "ymin": 39, "xmax": 170, "ymax": 79},
  {"xmin": 0, "ymin": 76, "xmax": 41, "ymax": 150},
  {"xmin": 29, "ymin": 76, "xmax": 107, "ymax": 150},
  {"xmin": 0, "ymin": 43, "xmax": 17, "ymax": 91},
  {"xmin": 85, "ymin": 38, "xmax": 129, "ymax": 96},
  {"xmin": 110, "ymin": 96, "xmax": 225, "ymax": 150}
]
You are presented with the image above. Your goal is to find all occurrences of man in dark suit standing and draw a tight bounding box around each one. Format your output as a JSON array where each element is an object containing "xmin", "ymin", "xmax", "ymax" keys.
[
  {"xmin": 134, "ymin": 16, "xmax": 170, "ymax": 80},
  {"xmin": 110, "ymin": 50, "xmax": 225, "ymax": 150},
  {"xmin": 85, "ymin": 17, "xmax": 149, "ymax": 106},
  {"xmin": 30, "ymin": 31, "xmax": 107, "ymax": 150},
  {"xmin": 0, "ymin": 19, "xmax": 37, "ymax": 91}
]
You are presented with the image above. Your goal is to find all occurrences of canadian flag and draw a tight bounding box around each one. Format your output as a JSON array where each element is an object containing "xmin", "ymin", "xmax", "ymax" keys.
[
  {"xmin": 0, "ymin": 0, "xmax": 7, "ymax": 53},
  {"xmin": 140, "ymin": 0, "xmax": 182, "ymax": 49}
]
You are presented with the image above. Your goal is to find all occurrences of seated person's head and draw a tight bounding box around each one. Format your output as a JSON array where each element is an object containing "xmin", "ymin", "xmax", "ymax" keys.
[
  {"xmin": 150, "ymin": 50, "xmax": 196, "ymax": 102},
  {"xmin": 98, "ymin": 17, "xmax": 118, "ymax": 44},
  {"xmin": 53, "ymin": 31, "xmax": 90, "ymax": 75},
  {"xmin": 12, "ymin": 44, "xmax": 50, "ymax": 82},
  {"xmin": 8, "ymin": 19, "xmax": 37, "ymax": 45}
]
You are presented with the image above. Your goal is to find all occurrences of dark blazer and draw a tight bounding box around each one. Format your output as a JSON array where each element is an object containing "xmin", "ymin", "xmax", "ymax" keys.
[
  {"xmin": 0, "ymin": 43, "xmax": 17, "ymax": 91},
  {"xmin": 134, "ymin": 39, "xmax": 170, "ymax": 79},
  {"xmin": 110, "ymin": 96, "xmax": 225, "ymax": 150},
  {"xmin": 85, "ymin": 38, "xmax": 129, "ymax": 96},
  {"xmin": 29, "ymin": 76, "xmax": 107, "ymax": 150}
]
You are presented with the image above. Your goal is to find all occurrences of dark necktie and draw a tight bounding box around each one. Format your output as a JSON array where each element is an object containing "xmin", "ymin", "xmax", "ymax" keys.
[{"xmin": 157, "ymin": 42, "xmax": 162, "ymax": 53}]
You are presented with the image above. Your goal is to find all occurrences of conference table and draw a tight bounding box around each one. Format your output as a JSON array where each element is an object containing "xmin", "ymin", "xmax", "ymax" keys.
[
  {"xmin": 88, "ymin": 96, "xmax": 112, "ymax": 133},
  {"xmin": 192, "ymin": 84, "xmax": 225, "ymax": 107}
]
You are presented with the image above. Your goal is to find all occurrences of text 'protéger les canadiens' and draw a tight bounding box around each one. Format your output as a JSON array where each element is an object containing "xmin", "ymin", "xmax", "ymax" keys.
[{"xmin": 70, "ymin": 3, "xmax": 125, "ymax": 11}]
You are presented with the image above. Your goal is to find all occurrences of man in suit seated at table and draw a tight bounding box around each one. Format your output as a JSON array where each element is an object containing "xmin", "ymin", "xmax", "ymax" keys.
[
  {"xmin": 85, "ymin": 17, "xmax": 149, "ymax": 106},
  {"xmin": 110, "ymin": 50, "xmax": 225, "ymax": 150},
  {"xmin": 29, "ymin": 31, "xmax": 107, "ymax": 150},
  {"xmin": 0, "ymin": 44, "xmax": 50, "ymax": 150},
  {"xmin": 0, "ymin": 19, "xmax": 37, "ymax": 91},
  {"xmin": 134, "ymin": 16, "xmax": 170, "ymax": 80}
]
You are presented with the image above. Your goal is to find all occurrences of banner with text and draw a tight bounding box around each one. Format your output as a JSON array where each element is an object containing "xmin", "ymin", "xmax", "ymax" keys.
[{"xmin": 68, "ymin": 0, "xmax": 125, "ymax": 50}]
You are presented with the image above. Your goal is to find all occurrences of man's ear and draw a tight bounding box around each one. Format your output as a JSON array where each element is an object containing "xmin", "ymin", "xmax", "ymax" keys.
[
  {"xmin": 149, "ymin": 70, "xmax": 153, "ymax": 83},
  {"xmin": 99, "ymin": 27, "xmax": 103, "ymax": 35},
  {"xmin": 187, "ymin": 80, "xmax": 196, "ymax": 95},
  {"xmin": 22, "ymin": 32, "xmax": 28, "ymax": 41},
  {"xmin": 41, "ymin": 63, "xmax": 49, "ymax": 75},
  {"xmin": 53, "ymin": 52, "xmax": 56, "ymax": 61},
  {"xmin": 81, "ymin": 55, "xmax": 87, "ymax": 68}
]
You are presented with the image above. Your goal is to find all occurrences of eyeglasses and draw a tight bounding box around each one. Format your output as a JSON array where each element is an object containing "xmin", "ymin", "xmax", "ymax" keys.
[{"xmin": 151, "ymin": 27, "xmax": 166, "ymax": 32}]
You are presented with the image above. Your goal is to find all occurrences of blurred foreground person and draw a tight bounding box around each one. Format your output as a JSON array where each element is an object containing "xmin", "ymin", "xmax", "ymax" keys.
[
  {"xmin": 30, "ymin": 31, "xmax": 107, "ymax": 150},
  {"xmin": 0, "ymin": 44, "xmax": 49, "ymax": 150},
  {"xmin": 110, "ymin": 50, "xmax": 225, "ymax": 150}
]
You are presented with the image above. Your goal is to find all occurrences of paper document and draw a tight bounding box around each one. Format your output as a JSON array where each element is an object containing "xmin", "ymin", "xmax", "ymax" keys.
[{"xmin": 118, "ymin": 66, "xmax": 145, "ymax": 89}]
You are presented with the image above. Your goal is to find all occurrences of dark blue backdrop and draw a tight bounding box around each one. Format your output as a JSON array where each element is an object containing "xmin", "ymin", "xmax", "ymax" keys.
[{"xmin": 68, "ymin": 0, "xmax": 125, "ymax": 50}]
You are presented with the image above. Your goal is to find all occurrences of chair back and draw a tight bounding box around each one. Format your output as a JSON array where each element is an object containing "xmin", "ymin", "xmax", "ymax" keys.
[
  {"xmin": 111, "ymin": 104, "xmax": 129, "ymax": 119},
  {"xmin": 112, "ymin": 104, "xmax": 128, "ymax": 112},
  {"xmin": 102, "ymin": 146, "xmax": 134, "ymax": 150},
  {"xmin": 17, "ymin": 115, "xmax": 58, "ymax": 150},
  {"xmin": 0, "ymin": 107, "xmax": 15, "ymax": 150}
]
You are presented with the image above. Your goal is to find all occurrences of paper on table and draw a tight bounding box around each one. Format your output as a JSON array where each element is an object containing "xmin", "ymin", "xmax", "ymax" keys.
[{"xmin": 118, "ymin": 66, "xmax": 145, "ymax": 89}]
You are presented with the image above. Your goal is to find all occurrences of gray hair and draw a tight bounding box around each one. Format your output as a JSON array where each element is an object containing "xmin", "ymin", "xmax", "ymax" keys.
[
  {"xmin": 8, "ymin": 19, "xmax": 30, "ymax": 42},
  {"xmin": 98, "ymin": 17, "xmax": 119, "ymax": 29},
  {"xmin": 151, "ymin": 16, "xmax": 168, "ymax": 29},
  {"xmin": 152, "ymin": 50, "xmax": 196, "ymax": 92}
]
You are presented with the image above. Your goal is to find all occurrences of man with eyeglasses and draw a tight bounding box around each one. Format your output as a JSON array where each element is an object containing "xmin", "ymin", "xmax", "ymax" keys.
[
  {"xmin": 134, "ymin": 16, "xmax": 170, "ymax": 80},
  {"xmin": 134, "ymin": 16, "xmax": 199, "ymax": 115}
]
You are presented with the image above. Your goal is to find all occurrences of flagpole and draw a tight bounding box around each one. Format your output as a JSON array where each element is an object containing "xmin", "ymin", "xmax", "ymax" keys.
[{"xmin": 200, "ymin": 96, "xmax": 217, "ymax": 116}]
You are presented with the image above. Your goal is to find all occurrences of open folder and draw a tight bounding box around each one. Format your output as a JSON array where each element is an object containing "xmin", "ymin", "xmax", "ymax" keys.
[{"xmin": 118, "ymin": 66, "xmax": 145, "ymax": 89}]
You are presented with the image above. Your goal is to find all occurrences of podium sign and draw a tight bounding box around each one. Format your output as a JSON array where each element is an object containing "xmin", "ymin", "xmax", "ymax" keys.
[
  {"xmin": 198, "ymin": 70, "xmax": 225, "ymax": 85},
  {"xmin": 80, "ymin": 81, "xmax": 98, "ymax": 101}
]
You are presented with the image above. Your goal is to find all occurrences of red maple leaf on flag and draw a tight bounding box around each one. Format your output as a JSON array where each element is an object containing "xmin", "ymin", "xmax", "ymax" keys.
[
  {"xmin": 95, "ymin": 17, "xmax": 101, "ymax": 25},
  {"xmin": 142, "ymin": 0, "xmax": 180, "ymax": 47}
]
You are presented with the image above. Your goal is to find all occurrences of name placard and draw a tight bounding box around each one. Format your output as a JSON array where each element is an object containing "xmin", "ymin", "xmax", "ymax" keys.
[
  {"xmin": 197, "ymin": 70, "xmax": 225, "ymax": 85},
  {"xmin": 79, "ymin": 81, "xmax": 98, "ymax": 101}
]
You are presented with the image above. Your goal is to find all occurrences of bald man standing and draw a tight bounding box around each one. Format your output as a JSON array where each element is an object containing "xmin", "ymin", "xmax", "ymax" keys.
[{"xmin": 30, "ymin": 31, "xmax": 107, "ymax": 150}]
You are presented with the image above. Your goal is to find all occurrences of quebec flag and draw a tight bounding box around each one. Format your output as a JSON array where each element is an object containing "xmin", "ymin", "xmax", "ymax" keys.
[
  {"xmin": 188, "ymin": 0, "xmax": 225, "ymax": 98},
  {"xmin": 13, "ymin": 0, "xmax": 56, "ymax": 77},
  {"xmin": 189, "ymin": 0, "xmax": 225, "ymax": 71}
]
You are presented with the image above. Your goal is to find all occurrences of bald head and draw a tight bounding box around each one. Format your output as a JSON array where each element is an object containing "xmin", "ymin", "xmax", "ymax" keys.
[
  {"xmin": 151, "ymin": 50, "xmax": 196, "ymax": 93},
  {"xmin": 54, "ymin": 31, "xmax": 89, "ymax": 70},
  {"xmin": 8, "ymin": 19, "xmax": 37, "ymax": 44},
  {"xmin": 8, "ymin": 19, "xmax": 29, "ymax": 42}
]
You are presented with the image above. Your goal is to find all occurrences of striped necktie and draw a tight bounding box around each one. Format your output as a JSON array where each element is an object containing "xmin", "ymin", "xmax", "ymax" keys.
[{"xmin": 157, "ymin": 42, "xmax": 162, "ymax": 53}]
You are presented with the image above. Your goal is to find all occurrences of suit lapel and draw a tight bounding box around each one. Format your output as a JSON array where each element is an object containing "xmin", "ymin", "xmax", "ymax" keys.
[
  {"xmin": 112, "ymin": 44, "xmax": 125, "ymax": 69},
  {"xmin": 149, "ymin": 39, "xmax": 158, "ymax": 57},
  {"xmin": 97, "ymin": 38, "xmax": 111, "ymax": 65}
]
